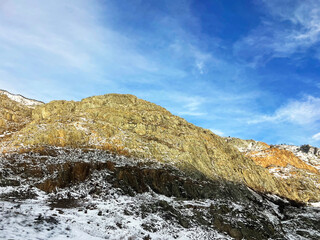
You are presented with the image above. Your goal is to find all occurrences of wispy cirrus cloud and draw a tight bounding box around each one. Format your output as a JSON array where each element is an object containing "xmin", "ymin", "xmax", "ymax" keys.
[
  {"xmin": 234, "ymin": 0, "xmax": 320, "ymax": 65},
  {"xmin": 209, "ymin": 128, "xmax": 224, "ymax": 136},
  {"xmin": 249, "ymin": 95, "xmax": 320, "ymax": 125},
  {"xmin": 0, "ymin": 0, "xmax": 215, "ymax": 102},
  {"xmin": 312, "ymin": 132, "xmax": 320, "ymax": 140},
  {"xmin": 139, "ymin": 90, "xmax": 208, "ymax": 117},
  {"xmin": 170, "ymin": 40, "xmax": 214, "ymax": 74},
  {"xmin": 1, "ymin": 0, "xmax": 317, "ymax": 147}
]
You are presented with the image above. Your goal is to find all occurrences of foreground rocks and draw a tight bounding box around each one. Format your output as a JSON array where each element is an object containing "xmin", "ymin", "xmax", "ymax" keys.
[{"xmin": 1, "ymin": 147, "xmax": 319, "ymax": 239}]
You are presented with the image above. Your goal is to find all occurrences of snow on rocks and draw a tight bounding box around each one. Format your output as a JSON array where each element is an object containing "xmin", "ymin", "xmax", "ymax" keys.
[
  {"xmin": 0, "ymin": 185, "xmax": 232, "ymax": 240},
  {"xmin": 310, "ymin": 202, "xmax": 320, "ymax": 208},
  {"xmin": 276, "ymin": 144, "xmax": 320, "ymax": 171},
  {"xmin": 1, "ymin": 146, "xmax": 320, "ymax": 239},
  {"xmin": 0, "ymin": 89, "xmax": 43, "ymax": 107}
]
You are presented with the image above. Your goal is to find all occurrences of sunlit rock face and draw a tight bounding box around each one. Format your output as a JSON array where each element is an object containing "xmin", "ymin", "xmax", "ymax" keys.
[{"xmin": 226, "ymin": 137, "xmax": 320, "ymax": 202}]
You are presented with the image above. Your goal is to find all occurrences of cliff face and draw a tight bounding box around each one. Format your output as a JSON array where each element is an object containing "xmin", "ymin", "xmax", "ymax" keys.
[{"xmin": 1, "ymin": 93, "xmax": 319, "ymax": 202}]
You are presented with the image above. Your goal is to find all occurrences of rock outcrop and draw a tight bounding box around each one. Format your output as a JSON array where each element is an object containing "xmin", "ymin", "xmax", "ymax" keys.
[
  {"xmin": 1, "ymin": 92, "xmax": 319, "ymax": 202},
  {"xmin": 226, "ymin": 137, "xmax": 320, "ymax": 202}
]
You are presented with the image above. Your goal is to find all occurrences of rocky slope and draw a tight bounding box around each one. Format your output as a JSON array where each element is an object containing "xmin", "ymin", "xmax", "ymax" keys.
[
  {"xmin": 226, "ymin": 138, "xmax": 320, "ymax": 203},
  {"xmin": 0, "ymin": 90, "xmax": 43, "ymax": 138},
  {"xmin": 1, "ymin": 90, "xmax": 320, "ymax": 239},
  {"xmin": 0, "ymin": 89, "xmax": 43, "ymax": 107}
]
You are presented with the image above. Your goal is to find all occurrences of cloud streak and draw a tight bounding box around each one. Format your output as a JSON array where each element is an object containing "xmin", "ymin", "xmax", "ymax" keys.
[
  {"xmin": 0, "ymin": 0, "xmax": 318, "ymax": 147},
  {"xmin": 249, "ymin": 95, "xmax": 320, "ymax": 125},
  {"xmin": 234, "ymin": 0, "xmax": 320, "ymax": 65},
  {"xmin": 312, "ymin": 132, "xmax": 320, "ymax": 140},
  {"xmin": 0, "ymin": 0, "xmax": 217, "ymax": 101}
]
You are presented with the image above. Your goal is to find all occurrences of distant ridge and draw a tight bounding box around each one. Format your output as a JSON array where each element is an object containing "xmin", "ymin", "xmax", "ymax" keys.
[{"xmin": 0, "ymin": 89, "xmax": 44, "ymax": 107}]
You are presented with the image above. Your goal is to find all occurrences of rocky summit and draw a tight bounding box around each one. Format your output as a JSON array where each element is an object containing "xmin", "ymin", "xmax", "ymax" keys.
[{"xmin": 1, "ymin": 90, "xmax": 320, "ymax": 240}]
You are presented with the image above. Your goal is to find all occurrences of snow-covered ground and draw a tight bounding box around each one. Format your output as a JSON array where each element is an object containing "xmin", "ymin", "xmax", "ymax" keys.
[
  {"xmin": 0, "ymin": 186, "xmax": 231, "ymax": 240},
  {"xmin": 310, "ymin": 202, "xmax": 320, "ymax": 208},
  {"xmin": 1, "ymin": 184, "xmax": 319, "ymax": 240},
  {"xmin": 1, "ymin": 147, "xmax": 320, "ymax": 240}
]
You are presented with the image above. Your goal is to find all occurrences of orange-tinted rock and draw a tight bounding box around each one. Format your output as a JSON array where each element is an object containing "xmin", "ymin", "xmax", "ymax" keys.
[{"xmin": 248, "ymin": 147, "xmax": 318, "ymax": 174}]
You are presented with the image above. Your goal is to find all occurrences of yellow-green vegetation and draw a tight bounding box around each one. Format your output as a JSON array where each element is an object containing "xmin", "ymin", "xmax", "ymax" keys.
[{"xmin": 1, "ymin": 94, "xmax": 319, "ymax": 202}]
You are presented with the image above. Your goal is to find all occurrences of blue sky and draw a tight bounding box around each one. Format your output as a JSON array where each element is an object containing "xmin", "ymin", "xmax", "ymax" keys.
[{"xmin": 0, "ymin": 0, "xmax": 320, "ymax": 147}]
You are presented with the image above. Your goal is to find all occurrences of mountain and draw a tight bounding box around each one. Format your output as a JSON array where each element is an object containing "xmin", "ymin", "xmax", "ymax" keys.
[{"xmin": 0, "ymin": 90, "xmax": 319, "ymax": 239}]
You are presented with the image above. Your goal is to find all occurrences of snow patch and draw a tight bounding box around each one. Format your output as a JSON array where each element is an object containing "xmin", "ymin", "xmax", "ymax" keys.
[{"xmin": 310, "ymin": 202, "xmax": 320, "ymax": 208}]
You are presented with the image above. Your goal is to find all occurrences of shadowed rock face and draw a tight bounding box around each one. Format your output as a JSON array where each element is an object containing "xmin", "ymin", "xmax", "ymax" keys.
[
  {"xmin": 1, "ymin": 147, "xmax": 318, "ymax": 240},
  {"xmin": 1, "ymin": 93, "xmax": 306, "ymax": 202}
]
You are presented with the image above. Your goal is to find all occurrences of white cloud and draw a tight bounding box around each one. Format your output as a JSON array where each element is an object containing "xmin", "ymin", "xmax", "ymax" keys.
[
  {"xmin": 138, "ymin": 90, "xmax": 209, "ymax": 117},
  {"xmin": 171, "ymin": 94, "xmax": 207, "ymax": 116},
  {"xmin": 209, "ymin": 128, "xmax": 224, "ymax": 136},
  {"xmin": 235, "ymin": 0, "xmax": 320, "ymax": 64},
  {"xmin": 0, "ymin": 0, "xmax": 193, "ymax": 102},
  {"xmin": 0, "ymin": 0, "xmax": 219, "ymax": 103},
  {"xmin": 249, "ymin": 95, "xmax": 320, "ymax": 125},
  {"xmin": 179, "ymin": 111, "xmax": 206, "ymax": 116},
  {"xmin": 0, "ymin": 0, "xmax": 165, "ymax": 80},
  {"xmin": 312, "ymin": 132, "xmax": 320, "ymax": 140},
  {"xmin": 169, "ymin": 37, "xmax": 215, "ymax": 75},
  {"xmin": 0, "ymin": 0, "xmax": 104, "ymax": 69},
  {"xmin": 192, "ymin": 48, "xmax": 212, "ymax": 74}
]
